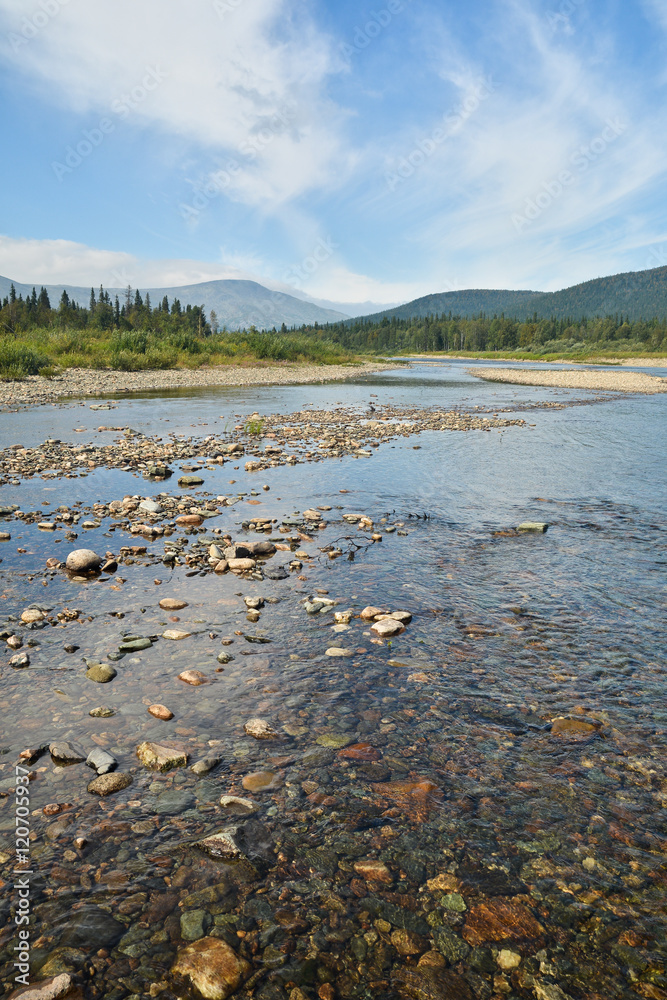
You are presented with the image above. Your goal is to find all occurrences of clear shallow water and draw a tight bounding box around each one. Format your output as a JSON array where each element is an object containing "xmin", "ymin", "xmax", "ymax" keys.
[{"xmin": 0, "ymin": 363, "xmax": 665, "ymax": 1000}]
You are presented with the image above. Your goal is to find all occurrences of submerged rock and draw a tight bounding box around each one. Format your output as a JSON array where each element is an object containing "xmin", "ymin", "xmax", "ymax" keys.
[
  {"xmin": 49, "ymin": 742, "xmax": 85, "ymax": 765},
  {"xmin": 136, "ymin": 741, "xmax": 188, "ymax": 772},
  {"xmin": 243, "ymin": 718, "xmax": 280, "ymax": 740},
  {"xmin": 87, "ymin": 772, "xmax": 133, "ymax": 796},
  {"xmin": 86, "ymin": 663, "xmax": 116, "ymax": 683},
  {"xmin": 171, "ymin": 937, "xmax": 251, "ymax": 1000},
  {"xmin": 517, "ymin": 521, "xmax": 549, "ymax": 532}
]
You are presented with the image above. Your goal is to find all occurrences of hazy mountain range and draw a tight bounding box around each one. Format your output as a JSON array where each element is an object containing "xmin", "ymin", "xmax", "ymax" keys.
[{"xmin": 2, "ymin": 264, "xmax": 666, "ymax": 329}]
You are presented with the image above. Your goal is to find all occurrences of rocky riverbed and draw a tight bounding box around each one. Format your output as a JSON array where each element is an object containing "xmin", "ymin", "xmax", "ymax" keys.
[
  {"xmin": 468, "ymin": 367, "xmax": 667, "ymax": 393},
  {"xmin": 0, "ymin": 364, "xmax": 403, "ymax": 412},
  {"xmin": 0, "ymin": 370, "xmax": 665, "ymax": 1000}
]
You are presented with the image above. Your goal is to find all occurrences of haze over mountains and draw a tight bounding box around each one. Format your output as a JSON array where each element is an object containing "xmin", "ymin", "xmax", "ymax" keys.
[
  {"xmin": 2, "ymin": 265, "xmax": 667, "ymax": 330},
  {"xmin": 0, "ymin": 276, "xmax": 350, "ymax": 330}
]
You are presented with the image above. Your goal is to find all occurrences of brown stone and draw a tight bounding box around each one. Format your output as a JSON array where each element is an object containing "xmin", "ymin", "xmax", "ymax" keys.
[
  {"xmin": 372, "ymin": 778, "xmax": 442, "ymax": 818},
  {"xmin": 360, "ymin": 605, "xmax": 385, "ymax": 620},
  {"xmin": 353, "ymin": 859, "xmax": 393, "ymax": 883},
  {"xmin": 462, "ymin": 898, "xmax": 544, "ymax": 945},
  {"xmin": 159, "ymin": 598, "xmax": 188, "ymax": 610},
  {"xmin": 391, "ymin": 928, "xmax": 427, "ymax": 956},
  {"xmin": 8, "ymin": 974, "xmax": 75, "ymax": 1000},
  {"xmin": 179, "ymin": 669, "xmax": 207, "ymax": 686},
  {"xmin": 392, "ymin": 965, "xmax": 473, "ymax": 1000},
  {"xmin": 176, "ymin": 514, "xmax": 203, "ymax": 526},
  {"xmin": 241, "ymin": 770, "xmax": 283, "ymax": 793},
  {"xmin": 551, "ymin": 716, "xmax": 601, "ymax": 737},
  {"xmin": 338, "ymin": 742, "xmax": 381, "ymax": 762},
  {"xmin": 171, "ymin": 937, "xmax": 251, "ymax": 1000},
  {"xmin": 149, "ymin": 704, "xmax": 174, "ymax": 720}
]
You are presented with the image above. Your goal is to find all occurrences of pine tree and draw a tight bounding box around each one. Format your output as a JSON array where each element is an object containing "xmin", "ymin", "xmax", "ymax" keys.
[
  {"xmin": 9, "ymin": 283, "xmax": 16, "ymax": 304},
  {"xmin": 90, "ymin": 287, "xmax": 96, "ymax": 312},
  {"xmin": 114, "ymin": 296, "xmax": 120, "ymax": 327}
]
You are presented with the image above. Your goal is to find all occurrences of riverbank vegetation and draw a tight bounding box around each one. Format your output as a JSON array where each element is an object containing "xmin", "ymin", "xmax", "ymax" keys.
[
  {"xmin": 0, "ymin": 284, "xmax": 357, "ymax": 378},
  {"xmin": 2, "ymin": 282, "xmax": 666, "ymax": 378}
]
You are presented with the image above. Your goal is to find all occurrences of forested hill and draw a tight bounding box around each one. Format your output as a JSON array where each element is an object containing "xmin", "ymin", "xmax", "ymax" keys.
[{"xmin": 355, "ymin": 265, "xmax": 667, "ymax": 323}]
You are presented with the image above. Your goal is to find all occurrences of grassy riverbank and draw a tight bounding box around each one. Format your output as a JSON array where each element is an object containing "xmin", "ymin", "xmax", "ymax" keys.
[
  {"xmin": 395, "ymin": 348, "xmax": 667, "ymax": 364},
  {"xmin": 0, "ymin": 327, "xmax": 360, "ymax": 380}
]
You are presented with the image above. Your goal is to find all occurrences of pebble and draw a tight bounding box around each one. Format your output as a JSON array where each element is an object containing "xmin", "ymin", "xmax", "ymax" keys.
[
  {"xmin": 136, "ymin": 741, "xmax": 188, "ymax": 771},
  {"xmin": 87, "ymin": 772, "xmax": 133, "ymax": 796},
  {"xmin": 243, "ymin": 718, "xmax": 280, "ymax": 740},
  {"xmin": 179, "ymin": 669, "xmax": 208, "ymax": 685},
  {"xmin": 163, "ymin": 628, "xmax": 192, "ymax": 640},
  {"xmin": 118, "ymin": 636, "xmax": 153, "ymax": 652},
  {"xmin": 218, "ymin": 795, "xmax": 257, "ymax": 815},
  {"xmin": 241, "ymin": 770, "xmax": 282, "ymax": 792},
  {"xmin": 89, "ymin": 706, "xmax": 115, "ymax": 718},
  {"xmin": 10, "ymin": 652, "xmax": 30, "ymax": 668},
  {"xmin": 517, "ymin": 521, "xmax": 549, "ymax": 532},
  {"xmin": 49, "ymin": 741, "xmax": 86, "ymax": 764},
  {"xmin": 371, "ymin": 618, "xmax": 404, "ymax": 637},
  {"xmin": 191, "ymin": 756, "xmax": 221, "ymax": 775},
  {"xmin": 148, "ymin": 704, "xmax": 174, "ymax": 720},
  {"xmin": 86, "ymin": 662, "xmax": 117, "ymax": 683},
  {"xmin": 21, "ymin": 608, "xmax": 45, "ymax": 623},
  {"xmin": 85, "ymin": 747, "xmax": 117, "ymax": 775},
  {"xmin": 8, "ymin": 973, "xmax": 74, "ymax": 1000},
  {"xmin": 325, "ymin": 646, "xmax": 354, "ymax": 657},
  {"xmin": 159, "ymin": 597, "xmax": 188, "ymax": 610}
]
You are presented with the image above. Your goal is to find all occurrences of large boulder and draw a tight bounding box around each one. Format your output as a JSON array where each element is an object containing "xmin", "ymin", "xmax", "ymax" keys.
[{"xmin": 65, "ymin": 549, "xmax": 102, "ymax": 573}]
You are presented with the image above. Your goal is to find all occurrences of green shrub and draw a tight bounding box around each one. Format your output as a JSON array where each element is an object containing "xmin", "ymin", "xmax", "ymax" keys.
[{"xmin": 0, "ymin": 340, "xmax": 49, "ymax": 380}]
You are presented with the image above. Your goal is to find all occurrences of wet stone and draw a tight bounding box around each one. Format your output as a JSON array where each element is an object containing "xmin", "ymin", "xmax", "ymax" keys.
[
  {"xmin": 10, "ymin": 652, "xmax": 30, "ymax": 668},
  {"xmin": 171, "ymin": 936, "xmax": 251, "ymax": 1000},
  {"xmin": 87, "ymin": 772, "xmax": 133, "ymax": 796},
  {"xmin": 155, "ymin": 789, "xmax": 196, "ymax": 815},
  {"xmin": 148, "ymin": 703, "xmax": 174, "ymax": 720},
  {"xmin": 179, "ymin": 669, "xmax": 208, "ymax": 685},
  {"xmin": 89, "ymin": 706, "xmax": 115, "ymax": 718},
  {"xmin": 86, "ymin": 662, "xmax": 116, "ymax": 683},
  {"xmin": 242, "ymin": 770, "xmax": 283, "ymax": 793},
  {"xmin": 462, "ymin": 898, "xmax": 544, "ymax": 945},
  {"xmin": 191, "ymin": 756, "xmax": 221, "ymax": 775},
  {"xmin": 180, "ymin": 909, "xmax": 212, "ymax": 941},
  {"xmin": 49, "ymin": 742, "xmax": 85, "ymax": 765},
  {"xmin": 118, "ymin": 636, "xmax": 152, "ymax": 652},
  {"xmin": 159, "ymin": 597, "xmax": 188, "ymax": 610},
  {"xmin": 136, "ymin": 741, "xmax": 188, "ymax": 772},
  {"xmin": 65, "ymin": 549, "xmax": 102, "ymax": 573},
  {"xmin": 85, "ymin": 748, "xmax": 117, "ymax": 775}
]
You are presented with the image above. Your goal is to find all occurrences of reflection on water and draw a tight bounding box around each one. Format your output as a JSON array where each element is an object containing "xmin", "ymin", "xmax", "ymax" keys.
[{"xmin": 0, "ymin": 365, "xmax": 665, "ymax": 1000}]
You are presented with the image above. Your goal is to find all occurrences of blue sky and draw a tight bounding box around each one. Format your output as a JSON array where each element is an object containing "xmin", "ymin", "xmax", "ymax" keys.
[{"xmin": 1, "ymin": 0, "xmax": 667, "ymax": 307}]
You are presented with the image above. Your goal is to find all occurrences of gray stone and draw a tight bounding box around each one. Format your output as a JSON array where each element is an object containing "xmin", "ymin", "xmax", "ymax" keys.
[
  {"xmin": 58, "ymin": 906, "xmax": 124, "ymax": 949},
  {"xmin": 432, "ymin": 924, "xmax": 470, "ymax": 964},
  {"xmin": 178, "ymin": 475, "xmax": 204, "ymax": 486},
  {"xmin": 65, "ymin": 549, "xmax": 102, "ymax": 573},
  {"xmin": 139, "ymin": 499, "xmax": 163, "ymax": 515},
  {"xmin": 191, "ymin": 756, "xmax": 221, "ymax": 775},
  {"xmin": 89, "ymin": 706, "xmax": 115, "ymax": 718},
  {"xmin": 86, "ymin": 748, "xmax": 117, "ymax": 775},
  {"xmin": 179, "ymin": 909, "xmax": 212, "ymax": 942},
  {"xmin": 155, "ymin": 789, "xmax": 196, "ymax": 814},
  {"xmin": 517, "ymin": 521, "xmax": 549, "ymax": 533},
  {"xmin": 217, "ymin": 651, "xmax": 234, "ymax": 664},
  {"xmin": 10, "ymin": 652, "xmax": 30, "ymax": 668},
  {"xmin": 118, "ymin": 637, "xmax": 152, "ymax": 652},
  {"xmin": 49, "ymin": 742, "xmax": 86, "ymax": 765}
]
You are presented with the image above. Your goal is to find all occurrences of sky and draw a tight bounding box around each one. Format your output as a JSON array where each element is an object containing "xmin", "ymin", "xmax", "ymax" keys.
[{"xmin": 1, "ymin": 0, "xmax": 667, "ymax": 307}]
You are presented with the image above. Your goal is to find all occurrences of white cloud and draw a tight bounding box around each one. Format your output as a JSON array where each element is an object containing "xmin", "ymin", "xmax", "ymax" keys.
[
  {"xmin": 0, "ymin": 0, "xmax": 352, "ymax": 206},
  {"xmin": 0, "ymin": 234, "xmax": 411, "ymax": 304}
]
